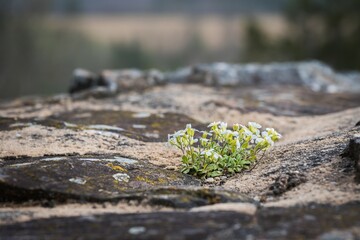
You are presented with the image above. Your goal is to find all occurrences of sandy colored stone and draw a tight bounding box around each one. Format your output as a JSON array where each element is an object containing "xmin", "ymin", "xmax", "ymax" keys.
[
  {"xmin": 190, "ymin": 202, "xmax": 257, "ymax": 215},
  {"xmin": 0, "ymin": 202, "xmax": 174, "ymax": 225}
]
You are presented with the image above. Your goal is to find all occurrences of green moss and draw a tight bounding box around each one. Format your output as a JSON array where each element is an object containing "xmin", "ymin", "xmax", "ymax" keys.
[{"xmin": 107, "ymin": 163, "xmax": 127, "ymax": 172}]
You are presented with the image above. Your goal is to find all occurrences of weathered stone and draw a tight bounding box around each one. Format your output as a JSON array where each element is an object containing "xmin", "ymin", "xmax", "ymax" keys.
[
  {"xmin": 204, "ymin": 177, "xmax": 215, "ymax": 184},
  {"xmin": 69, "ymin": 68, "xmax": 166, "ymax": 96},
  {"xmin": 69, "ymin": 68, "xmax": 98, "ymax": 94},
  {"xmin": 190, "ymin": 202, "xmax": 257, "ymax": 215},
  {"xmin": 342, "ymin": 136, "xmax": 360, "ymax": 181},
  {"xmin": 0, "ymin": 155, "xmax": 200, "ymax": 203},
  {"xmin": 0, "ymin": 155, "xmax": 256, "ymax": 208},
  {"xmin": 69, "ymin": 68, "xmax": 117, "ymax": 96},
  {"xmin": 1, "ymin": 202, "xmax": 359, "ymax": 239},
  {"xmin": 266, "ymin": 171, "xmax": 307, "ymax": 196},
  {"xmin": 0, "ymin": 110, "xmax": 205, "ymax": 142},
  {"xmin": 50, "ymin": 110, "xmax": 205, "ymax": 142},
  {"xmin": 185, "ymin": 61, "xmax": 358, "ymax": 92},
  {"xmin": 143, "ymin": 187, "xmax": 255, "ymax": 208},
  {"xmin": 68, "ymin": 61, "xmax": 360, "ymax": 98}
]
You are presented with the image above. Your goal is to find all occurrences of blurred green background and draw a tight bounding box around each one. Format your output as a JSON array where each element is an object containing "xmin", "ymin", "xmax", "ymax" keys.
[{"xmin": 0, "ymin": 0, "xmax": 359, "ymax": 99}]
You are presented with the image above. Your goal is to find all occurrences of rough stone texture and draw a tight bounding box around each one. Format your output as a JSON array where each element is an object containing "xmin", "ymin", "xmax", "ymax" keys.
[
  {"xmin": 69, "ymin": 61, "xmax": 360, "ymax": 96},
  {"xmin": 0, "ymin": 155, "xmax": 201, "ymax": 203},
  {"xmin": 266, "ymin": 171, "xmax": 307, "ymax": 196},
  {"xmin": 1, "ymin": 61, "xmax": 360, "ymax": 238},
  {"xmin": 1, "ymin": 202, "xmax": 359, "ymax": 240},
  {"xmin": 342, "ymin": 136, "xmax": 360, "ymax": 181}
]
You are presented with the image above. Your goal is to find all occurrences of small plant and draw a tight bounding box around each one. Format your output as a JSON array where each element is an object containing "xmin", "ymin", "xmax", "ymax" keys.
[{"xmin": 168, "ymin": 122, "xmax": 281, "ymax": 178}]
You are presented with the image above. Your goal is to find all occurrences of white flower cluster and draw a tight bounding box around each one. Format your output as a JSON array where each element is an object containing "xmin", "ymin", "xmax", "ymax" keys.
[{"xmin": 168, "ymin": 121, "xmax": 281, "ymax": 178}]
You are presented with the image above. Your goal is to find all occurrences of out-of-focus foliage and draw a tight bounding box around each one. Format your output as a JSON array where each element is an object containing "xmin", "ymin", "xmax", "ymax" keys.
[
  {"xmin": 0, "ymin": 0, "xmax": 210, "ymax": 98},
  {"xmin": 244, "ymin": 0, "xmax": 360, "ymax": 70},
  {"xmin": 0, "ymin": 0, "xmax": 111, "ymax": 98},
  {"xmin": 111, "ymin": 42, "xmax": 152, "ymax": 69}
]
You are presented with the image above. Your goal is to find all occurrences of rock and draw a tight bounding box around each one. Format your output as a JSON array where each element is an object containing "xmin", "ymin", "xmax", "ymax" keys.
[
  {"xmin": 341, "ymin": 136, "xmax": 360, "ymax": 181},
  {"xmin": 69, "ymin": 68, "xmax": 98, "ymax": 94},
  {"xmin": 317, "ymin": 230, "xmax": 356, "ymax": 240},
  {"xmin": 172, "ymin": 61, "xmax": 360, "ymax": 93},
  {"xmin": 145, "ymin": 69, "xmax": 166, "ymax": 85},
  {"xmin": 128, "ymin": 226, "xmax": 146, "ymax": 235},
  {"xmin": 0, "ymin": 155, "xmax": 256, "ymax": 209},
  {"xmin": 68, "ymin": 61, "xmax": 360, "ymax": 98},
  {"xmin": 190, "ymin": 202, "xmax": 257, "ymax": 215},
  {"xmin": 144, "ymin": 187, "xmax": 255, "ymax": 209},
  {"xmin": 205, "ymin": 178, "xmax": 215, "ymax": 184},
  {"xmin": 69, "ymin": 69, "xmax": 118, "ymax": 96},
  {"xmin": 0, "ymin": 110, "xmax": 205, "ymax": 142},
  {"xmin": 266, "ymin": 171, "xmax": 307, "ymax": 196},
  {"xmin": 69, "ymin": 68, "xmax": 166, "ymax": 97},
  {"xmin": 0, "ymin": 155, "xmax": 200, "ymax": 203},
  {"xmin": 50, "ymin": 110, "xmax": 205, "ymax": 142},
  {"xmin": 1, "ymin": 202, "xmax": 359, "ymax": 239}
]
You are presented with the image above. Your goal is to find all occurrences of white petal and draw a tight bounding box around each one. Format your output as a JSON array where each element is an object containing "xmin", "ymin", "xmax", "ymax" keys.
[{"xmin": 249, "ymin": 122, "xmax": 262, "ymax": 128}]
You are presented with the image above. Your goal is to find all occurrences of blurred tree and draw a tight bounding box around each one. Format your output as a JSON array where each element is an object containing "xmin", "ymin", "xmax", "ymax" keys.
[
  {"xmin": 0, "ymin": 0, "xmax": 110, "ymax": 99},
  {"xmin": 244, "ymin": 0, "xmax": 360, "ymax": 70},
  {"xmin": 111, "ymin": 42, "xmax": 152, "ymax": 69}
]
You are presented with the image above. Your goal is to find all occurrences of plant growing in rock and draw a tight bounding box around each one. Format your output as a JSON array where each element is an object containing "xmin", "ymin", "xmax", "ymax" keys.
[{"xmin": 168, "ymin": 122, "xmax": 281, "ymax": 178}]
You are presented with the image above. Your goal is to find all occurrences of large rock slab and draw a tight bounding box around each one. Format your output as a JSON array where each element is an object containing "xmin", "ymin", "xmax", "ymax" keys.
[
  {"xmin": 0, "ymin": 110, "xmax": 205, "ymax": 142},
  {"xmin": 1, "ymin": 202, "xmax": 359, "ymax": 239},
  {"xmin": 0, "ymin": 155, "xmax": 199, "ymax": 202},
  {"xmin": 0, "ymin": 155, "xmax": 255, "ymax": 208},
  {"xmin": 69, "ymin": 61, "xmax": 360, "ymax": 95}
]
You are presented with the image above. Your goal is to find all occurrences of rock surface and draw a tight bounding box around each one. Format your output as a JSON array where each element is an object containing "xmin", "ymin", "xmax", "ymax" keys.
[
  {"xmin": 0, "ymin": 61, "xmax": 360, "ymax": 239},
  {"xmin": 342, "ymin": 136, "xmax": 360, "ymax": 182},
  {"xmin": 69, "ymin": 61, "xmax": 360, "ymax": 96},
  {"xmin": 1, "ymin": 202, "xmax": 359, "ymax": 239},
  {"xmin": 0, "ymin": 155, "xmax": 201, "ymax": 203}
]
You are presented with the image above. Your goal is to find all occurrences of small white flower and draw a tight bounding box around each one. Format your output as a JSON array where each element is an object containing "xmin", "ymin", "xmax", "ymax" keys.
[
  {"xmin": 168, "ymin": 134, "xmax": 173, "ymax": 142},
  {"xmin": 186, "ymin": 124, "xmax": 192, "ymax": 129},
  {"xmin": 173, "ymin": 130, "xmax": 185, "ymax": 138},
  {"xmin": 261, "ymin": 131, "xmax": 269, "ymax": 137},
  {"xmin": 220, "ymin": 129, "xmax": 232, "ymax": 136},
  {"xmin": 236, "ymin": 139, "xmax": 241, "ymax": 149},
  {"xmin": 242, "ymin": 127, "xmax": 253, "ymax": 137},
  {"xmin": 265, "ymin": 136, "xmax": 274, "ymax": 146},
  {"xmin": 213, "ymin": 152, "xmax": 221, "ymax": 160},
  {"xmin": 219, "ymin": 122, "xmax": 228, "ymax": 130},
  {"xmin": 250, "ymin": 134, "xmax": 261, "ymax": 144},
  {"xmin": 201, "ymin": 149, "xmax": 210, "ymax": 156},
  {"xmin": 208, "ymin": 122, "xmax": 220, "ymax": 127},
  {"xmin": 232, "ymin": 131, "xmax": 239, "ymax": 137},
  {"xmin": 266, "ymin": 128, "xmax": 282, "ymax": 139},
  {"xmin": 248, "ymin": 122, "xmax": 262, "ymax": 129}
]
